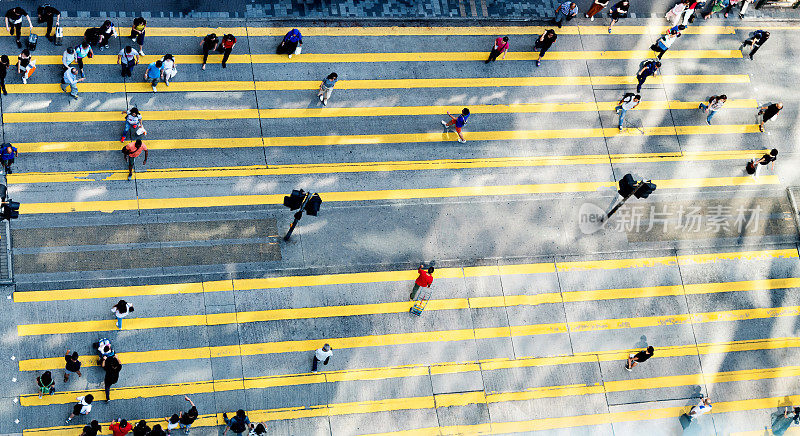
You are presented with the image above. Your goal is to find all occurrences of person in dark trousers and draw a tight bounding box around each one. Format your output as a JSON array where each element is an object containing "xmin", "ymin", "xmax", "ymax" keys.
[
  {"xmin": 0, "ymin": 55, "xmax": 8, "ymax": 95},
  {"xmin": 1, "ymin": 143, "xmax": 17, "ymax": 174},
  {"xmin": 277, "ymin": 28, "xmax": 302, "ymax": 58},
  {"xmin": 625, "ymin": 346, "xmax": 654, "ymax": 371},
  {"xmin": 179, "ymin": 395, "xmax": 198, "ymax": 433},
  {"xmin": 36, "ymin": 4, "xmax": 59, "ymax": 41},
  {"xmin": 132, "ymin": 420, "xmax": 151, "ymax": 436},
  {"xmin": 64, "ymin": 350, "xmax": 82, "ymax": 382},
  {"xmin": 200, "ymin": 33, "xmax": 219, "ymax": 70},
  {"xmin": 650, "ymin": 27, "xmax": 682, "ymax": 60},
  {"xmin": 553, "ymin": 1, "xmax": 578, "ymax": 28},
  {"xmin": 80, "ymin": 420, "xmax": 102, "ymax": 436},
  {"xmin": 101, "ymin": 355, "xmax": 122, "ymax": 402},
  {"xmin": 442, "ymin": 108, "xmax": 470, "ymax": 143},
  {"xmin": 758, "ymin": 102, "xmax": 782, "ymax": 132},
  {"xmin": 740, "ymin": 30, "xmax": 769, "ymax": 60},
  {"xmin": 130, "ymin": 17, "xmax": 146, "ymax": 55},
  {"xmin": 36, "ymin": 370, "xmax": 55, "ymax": 398},
  {"xmin": 747, "ymin": 148, "xmax": 778, "ymax": 175},
  {"xmin": 122, "ymin": 139, "xmax": 148, "ymax": 179},
  {"xmin": 533, "ymin": 29, "xmax": 557, "ymax": 66},
  {"xmin": 117, "ymin": 46, "xmax": 139, "ymax": 77},
  {"xmin": 66, "ymin": 394, "xmax": 94, "ymax": 423},
  {"xmin": 222, "ymin": 410, "xmax": 250, "ymax": 435},
  {"xmin": 98, "ymin": 20, "xmax": 116, "ymax": 49},
  {"xmin": 585, "ymin": 0, "xmax": 609, "ymax": 20},
  {"xmin": 485, "ymin": 36, "xmax": 509, "ymax": 63},
  {"xmin": 635, "ymin": 60, "xmax": 661, "ymax": 93},
  {"xmin": 411, "ymin": 265, "xmax": 434, "ymax": 300},
  {"xmin": 608, "ymin": 0, "xmax": 629, "ymax": 33},
  {"xmin": 5, "ymin": 7, "xmax": 32, "ymax": 48},
  {"xmin": 312, "ymin": 344, "xmax": 332, "ymax": 373},
  {"xmin": 217, "ymin": 34, "xmax": 236, "ymax": 68},
  {"xmin": 84, "ymin": 26, "xmax": 104, "ymax": 47}
]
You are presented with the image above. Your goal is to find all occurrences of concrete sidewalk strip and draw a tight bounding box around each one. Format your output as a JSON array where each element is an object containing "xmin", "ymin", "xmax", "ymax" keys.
[
  {"xmin": 2, "ymin": 99, "xmax": 759, "ymax": 123},
  {"xmin": 13, "ymin": 248, "xmax": 794, "ymax": 302},
  {"xmin": 7, "ymin": 149, "xmax": 770, "ymax": 184},
  {"xmin": 1, "ymin": 74, "xmax": 752, "ymax": 94},
  {"xmin": 16, "ymin": 175, "xmax": 779, "ymax": 215}
]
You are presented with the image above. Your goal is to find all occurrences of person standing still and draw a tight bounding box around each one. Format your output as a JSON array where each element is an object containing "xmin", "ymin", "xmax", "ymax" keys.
[
  {"xmin": 615, "ymin": 93, "xmax": 640, "ymax": 131},
  {"xmin": 698, "ymin": 94, "xmax": 726, "ymax": 124},
  {"xmin": 130, "ymin": 17, "xmax": 146, "ymax": 55},
  {"xmin": 61, "ymin": 67, "xmax": 83, "ymax": 100},
  {"xmin": 625, "ymin": 346, "xmax": 654, "ymax": 371},
  {"xmin": 411, "ymin": 265, "xmax": 434, "ymax": 300},
  {"xmin": 101, "ymin": 355, "xmax": 122, "ymax": 402},
  {"xmin": 145, "ymin": 60, "xmax": 162, "ymax": 92},
  {"xmin": 5, "ymin": 7, "xmax": 32, "ymax": 48},
  {"xmin": 441, "ymin": 108, "xmax": 470, "ymax": 143},
  {"xmin": 37, "ymin": 5, "xmax": 60, "ymax": 42},
  {"xmin": 635, "ymin": 60, "xmax": 660, "ymax": 93},
  {"xmin": 311, "ymin": 344, "xmax": 332, "ymax": 373},
  {"xmin": 740, "ymin": 30, "xmax": 769, "ymax": 60},
  {"xmin": 117, "ymin": 46, "xmax": 139, "ymax": 77},
  {"xmin": 533, "ymin": 30, "xmax": 557, "ymax": 66},
  {"xmin": 553, "ymin": 2, "xmax": 578, "ymax": 28},
  {"xmin": 758, "ymin": 102, "xmax": 782, "ymax": 132},
  {"xmin": 112, "ymin": 300, "xmax": 134, "ymax": 329},
  {"xmin": 584, "ymin": 0, "xmax": 609, "ymax": 20},
  {"xmin": 608, "ymin": 1, "xmax": 629, "ymax": 32},
  {"xmin": 485, "ymin": 36, "xmax": 509, "ymax": 63},
  {"xmin": 200, "ymin": 33, "xmax": 219, "ymax": 70},
  {"xmin": 318, "ymin": 72, "xmax": 337, "ymax": 106},
  {"xmin": 0, "ymin": 55, "xmax": 9, "ymax": 95},
  {"xmin": 122, "ymin": 140, "xmax": 148, "ymax": 179},
  {"xmin": 217, "ymin": 34, "xmax": 237, "ymax": 68},
  {"xmin": 63, "ymin": 350, "xmax": 82, "ymax": 382}
]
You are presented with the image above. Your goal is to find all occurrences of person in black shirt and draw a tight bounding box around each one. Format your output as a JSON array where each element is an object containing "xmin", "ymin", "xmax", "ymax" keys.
[
  {"xmin": 200, "ymin": 33, "xmax": 219, "ymax": 70},
  {"xmin": 101, "ymin": 355, "xmax": 122, "ymax": 402},
  {"xmin": 63, "ymin": 349, "xmax": 83, "ymax": 382},
  {"xmin": 0, "ymin": 55, "xmax": 8, "ymax": 96},
  {"xmin": 36, "ymin": 5, "xmax": 59, "ymax": 40},
  {"xmin": 84, "ymin": 27, "xmax": 103, "ymax": 47},
  {"xmin": 741, "ymin": 29, "xmax": 769, "ymax": 60},
  {"xmin": 178, "ymin": 395, "xmax": 199, "ymax": 432},
  {"xmin": 758, "ymin": 102, "xmax": 782, "ymax": 132},
  {"xmin": 80, "ymin": 420, "xmax": 101, "ymax": 436},
  {"xmin": 625, "ymin": 346, "xmax": 654, "ymax": 371},
  {"xmin": 533, "ymin": 29, "xmax": 557, "ymax": 67},
  {"xmin": 4, "ymin": 7, "xmax": 32, "ymax": 48},
  {"xmin": 608, "ymin": 1, "xmax": 629, "ymax": 33},
  {"xmin": 132, "ymin": 420, "xmax": 151, "ymax": 436}
]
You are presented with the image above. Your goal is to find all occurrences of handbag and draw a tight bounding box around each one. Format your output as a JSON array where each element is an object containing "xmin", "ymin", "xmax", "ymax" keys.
[
  {"xmin": 294, "ymin": 45, "xmax": 302, "ymax": 55},
  {"xmin": 135, "ymin": 126, "xmax": 146, "ymax": 136}
]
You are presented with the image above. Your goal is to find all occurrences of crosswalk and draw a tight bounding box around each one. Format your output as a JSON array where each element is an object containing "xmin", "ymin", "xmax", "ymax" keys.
[{"xmin": 5, "ymin": 20, "xmax": 798, "ymax": 435}]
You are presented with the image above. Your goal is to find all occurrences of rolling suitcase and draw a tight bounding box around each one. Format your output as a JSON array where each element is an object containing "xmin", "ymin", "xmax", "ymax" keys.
[
  {"xmin": 54, "ymin": 26, "xmax": 62, "ymax": 46},
  {"xmin": 26, "ymin": 33, "xmax": 37, "ymax": 51}
]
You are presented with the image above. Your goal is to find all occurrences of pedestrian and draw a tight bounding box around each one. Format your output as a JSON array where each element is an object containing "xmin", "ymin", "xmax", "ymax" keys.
[
  {"xmin": 703, "ymin": 0, "xmax": 729, "ymax": 19},
  {"xmin": 615, "ymin": 93, "xmax": 640, "ymax": 131},
  {"xmin": 179, "ymin": 395, "xmax": 198, "ymax": 433},
  {"xmin": 624, "ymin": 346, "xmax": 654, "ymax": 371},
  {"xmin": 785, "ymin": 407, "xmax": 800, "ymax": 425},
  {"xmin": 719, "ymin": 0, "xmax": 741, "ymax": 17},
  {"xmin": 584, "ymin": 0, "xmax": 609, "ymax": 20},
  {"xmin": 110, "ymin": 419, "xmax": 133, "ymax": 436},
  {"xmin": 650, "ymin": 28, "xmax": 681, "ymax": 60},
  {"xmin": 96, "ymin": 337, "xmax": 115, "ymax": 362},
  {"xmin": 757, "ymin": 102, "xmax": 782, "ymax": 132},
  {"xmin": 112, "ymin": 299, "xmax": 134, "ymax": 329},
  {"xmin": 160, "ymin": 54, "xmax": 177, "ymax": 86},
  {"xmin": 0, "ymin": 143, "xmax": 16, "ymax": 174},
  {"xmin": 84, "ymin": 27, "xmax": 104, "ymax": 47},
  {"xmin": 738, "ymin": 0, "xmax": 752, "ymax": 18},
  {"xmin": 148, "ymin": 424, "xmax": 167, "ymax": 436},
  {"xmin": 74, "ymin": 41, "xmax": 93, "ymax": 78},
  {"xmin": 121, "ymin": 107, "xmax": 145, "ymax": 143},
  {"xmin": 0, "ymin": 55, "xmax": 8, "ymax": 95},
  {"xmin": 223, "ymin": 410, "xmax": 251, "ymax": 435},
  {"xmin": 145, "ymin": 59, "xmax": 163, "ymax": 92},
  {"xmin": 122, "ymin": 140, "xmax": 148, "ymax": 179},
  {"xmin": 411, "ymin": 264, "xmax": 434, "ymax": 300},
  {"xmin": 165, "ymin": 414, "xmax": 179, "ymax": 435},
  {"xmin": 132, "ymin": 420, "xmax": 151, "ymax": 436},
  {"xmin": 130, "ymin": 17, "xmax": 146, "ymax": 55},
  {"xmin": 688, "ymin": 397, "xmax": 712, "ymax": 420},
  {"xmin": 746, "ymin": 148, "xmax": 778, "ymax": 175},
  {"xmin": 66, "ymin": 394, "xmax": 94, "ymax": 423},
  {"xmin": 698, "ymin": 94, "xmax": 726, "ymax": 124},
  {"xmin": 117, "ymin": 46, "xmax": 139, "ymax": 77},
  {"xmin": 101, "ymin": 355, "xmax": 122, "ymax": 402},
  {"xmin": 553, "ymin": 2, "xmax": 578, "ymax": 28},
  {"xmin": 635, "ymin": 59, "xmax": 660, "ymax": 93},
  {"xmin": 62, "ymin": 46, "xmax": 75, "ymax": 72},
  {"xmin": 277, "ymin": 28, "xmax": 302, "ymax": 58},
  {"xmin": 740, "ymin": 30, "xmax": 769, "ymax": 60},
  {"xmin": 682, "ymin": 1, "xmax": 703, "ymax": 25},
  {"xmin": 36, "ymin": 370, "xmax": 55, "ymax": 398},
  {"xmin": 5, "ymin": 7, "xmax": 32, "ymax": 48},
  {"xmin": 61, "ymin": 67, "xmax": 83, "ymax": 100},
  {"xmin": 441, "ymin": 108, "xmax": 470, "ymax": 143},
  {"xmin": 608, "ymin": 0, "xmax": 629, "ymax": 32},
  {"xmin": 533, "ymin": 29, "xmax": 557, "ymax": 66},
  {"xmin": 485, "ymin": 36, "xmax": 509, "ymax": 63},
  {"xmin": 81, "ymin": 420, "xmax": 102, "ymax": 436},
  {"xmin": 312, "ymin": 344, "xmax": 333, "ymax": 373},
  {"xmin": 249, "ymin": 423, "xmax": 268, "ymax": 435},
  {"xmin": 36, "ymin": 4, "xmax": 60, "ymax": 42},
  {"xmin": 98, "ymin": 20, "xmax": 117, "ymax": 49},
  {"xmin": 317, "ymin": 72, "xmax": 338, "ymax": 106},
  {"xmin": 17, "ymin": 48, "xmax": 36, "ymax": 85},
  {"xmin": 63, "ymin": 350, "xmax": 82, "ymax": 382},
  {"xmin": 200, "ymin": 33, "xmax": 219, "ymax": 70},
  {"xmin": 217, "ymin": 34, "xmax": 237, "ymax": 68},
  {"xmin": 665, "ymin": 0, "xmax": 689, "ymax": 25}
]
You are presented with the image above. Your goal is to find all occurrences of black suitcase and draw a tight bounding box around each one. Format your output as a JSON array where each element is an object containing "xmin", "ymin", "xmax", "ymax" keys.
[{"xmin": 26, "ymin": 33, "xmax": 37, "ymax": 51}]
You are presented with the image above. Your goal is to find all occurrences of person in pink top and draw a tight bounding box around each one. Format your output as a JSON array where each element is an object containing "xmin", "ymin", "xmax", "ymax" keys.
[
  {"xmin": 485, "ymin": 36, "xmax": 509, "ymax": 63},
  {"xmin": 121, "ymin": 139, "xmax": 148, "ymax": 179}
]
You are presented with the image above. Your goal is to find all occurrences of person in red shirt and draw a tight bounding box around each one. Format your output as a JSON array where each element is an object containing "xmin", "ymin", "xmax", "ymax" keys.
[
  {"xmin": 109, "ymin": 418, "xmax": 132, "ymax": 436},
  {"xmin": 410, "ymin": 265, "xmax": 434, "ymax": 300},
  {"xmin": 216, "ymin": 34, "xmax": 236, "ymax": 68},
  {"xmin": 122, "ymin": 139, "xmax": 148, "ymax": 179},
  {"xmin": 485, "ymin": 36, "xmax": 509, "ymax": 63}
]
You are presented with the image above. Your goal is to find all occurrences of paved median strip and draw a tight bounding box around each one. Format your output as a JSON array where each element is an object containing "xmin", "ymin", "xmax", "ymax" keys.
[{"xmin": 2, "ymin": 99, "xmax": 758, "ymax": 124}]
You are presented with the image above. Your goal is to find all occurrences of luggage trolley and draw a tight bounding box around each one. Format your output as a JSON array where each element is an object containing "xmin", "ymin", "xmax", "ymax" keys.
[{"xmin": 410, "ymin": 287, "xmax": 432, "ymax": 316}]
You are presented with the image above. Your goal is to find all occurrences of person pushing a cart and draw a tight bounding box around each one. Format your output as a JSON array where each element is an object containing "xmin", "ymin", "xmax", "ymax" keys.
[{"xmin": 410, "ymin": 265, "xmax": 434, "ymax": 300}]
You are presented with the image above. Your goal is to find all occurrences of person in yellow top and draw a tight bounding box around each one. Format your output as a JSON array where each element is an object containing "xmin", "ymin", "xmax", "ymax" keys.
[{"xmin": 130, "ymin": 17, "xmax": 146, "ymax": 55}]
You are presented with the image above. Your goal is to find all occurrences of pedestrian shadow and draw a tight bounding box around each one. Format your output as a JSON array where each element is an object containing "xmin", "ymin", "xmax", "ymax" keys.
[{"xmin": 634, "ymin": 335, "xmax": 648, "ymax": 348}]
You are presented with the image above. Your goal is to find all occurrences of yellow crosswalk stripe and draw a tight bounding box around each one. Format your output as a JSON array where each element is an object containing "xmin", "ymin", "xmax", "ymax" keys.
[
  {"xmin": 17, "ymin": 175, "xmax": 778, "ymax": 215},
  {"xmin": 27, "ymin": 49, "xmax": 742, "ymax": 66},
  {"xmin": 8, "ymin": 149, "xmax": 768, "ymax": 184},
  {"xmin": 14, "ymin": 248, "xmax": 793, "ymax": 303},
  {"xmin": 4, "ymin": 74, "xmax": 750, "ymax": 94},
  {"xmin": 15, "ymin": 124, "xmax": 763, "ymax": 154},
  {"xmin": 3, "ymin": 99, "xmax": 758, "ymax": 124}
]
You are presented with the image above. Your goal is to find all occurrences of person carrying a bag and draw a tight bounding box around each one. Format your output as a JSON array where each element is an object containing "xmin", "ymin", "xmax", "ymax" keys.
[
  {"xmin": 120, "ymin": 107, "xmax": 146, "ymax": 143},
  {"xmin": 277, "ymin": 28, "xmax": 302, "ymax": 58}
]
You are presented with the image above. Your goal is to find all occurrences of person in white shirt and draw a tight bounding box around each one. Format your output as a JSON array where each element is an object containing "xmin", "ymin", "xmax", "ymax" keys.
[
  {"xmin": 698, "ymin": 94, "xmax": 727, "ymax": 125},
  {"xmin": 615, "ymin": 93, "xmax": 640, "ymax": 131},
  {"xmin": 688, "ymin": 397, "xmax": 712, "ymax": 420},
  {"xmin": 66, "ymin": 394, "xmax": 93, "ymax": 423},
  {"xmin": 61, "ymin": 47, "xmax": 75, "ymax": 71},
  {"xmin": 160, "ymin": 54, "xmax": 177, "ymax": 86},
  {"xmin": 111, "ymin": 300, "xmax": 134, "ymax": 329},
  {"xmin": 312, "ymin": 344, "xmax": 332, "ymax": 373},
  {"xmin": 117, "ymin": 45, "xmax": 139, "ymax": 77},
  {"xmin": 651, "ymin": 28, "xmax": 681, "ymax": 60},
  {"xmin": 61, "ymin": 67, "xmax": 83, "ymax": 99}
]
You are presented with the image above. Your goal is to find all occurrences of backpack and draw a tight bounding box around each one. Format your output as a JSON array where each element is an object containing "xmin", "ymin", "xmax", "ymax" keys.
[{"xmin": 622, "ymin": 92, "xmax": 635, "ymax": 102}]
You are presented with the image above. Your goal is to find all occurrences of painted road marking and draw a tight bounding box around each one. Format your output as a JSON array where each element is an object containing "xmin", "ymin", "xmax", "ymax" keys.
[{"xmin": 17, "ymin": 175, "xmax": 779, "ymax": 215}]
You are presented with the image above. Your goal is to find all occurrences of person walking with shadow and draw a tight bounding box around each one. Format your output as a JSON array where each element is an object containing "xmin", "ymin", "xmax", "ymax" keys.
[
  {"xmin": 608, "ymin": 1, "xmax": 629, "ymax": 33},
  {"xmin": 318, "ymin": 72, "xmax": 338, "ymax": 106},
  {"xmin": 625, "ymin": 346, "xmax": 654, "ymax": 371},
  {"xmin": 112, "ymin": 299, "xmax": 134, "ymax": 329},
  {"xmin": 635, "ymin": 59, "xmax": 660, "ymax": 93},
  {"xmin": 312, "ymin": 344, "xmax": 332, "ymax": 373},
  {"xmin": 698, "ymin": 94, "xmax": 726, "ymax": 125},
  {"xmin": 688, "ymin": 397, "xmax": 712, "ymax": 421},
  {"xmin": 485, "ymin": 36, "xmax": 509, "ymax": 63},
  {"xmin": 411, "ymin": 265, "xmax": 434, "ymax": 300},
  {"xmin": 36, "ymin": 370, "xmax": 55, "ymax": 398},
  {"xmin": 277, "ymin": 29, "xmax": 302, "ymax": 58},
  {"xmin": 442, "ymin": 108, "xmax": 470, "ymax": 143},
  {"xmin": 740, "ymin": 30, "xmax": 769, "ymax": 60},
  {"xmin": 217, "ymin": 34, "xmax": 236, "ymax": 68},
  {"xmin": 101, "ymin": 355, "xmax": 122, "ymax": 402},
  {"xmin": 757, "ymin": 102, "xmax": 782, "ymax": 132},
  {"xmin": 533, "ymin": 30, "xmax": 557, "ymax": 67},
  {"xmin": 200, "ymin": 33, "xmax": 218, "ymax": 70}
]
